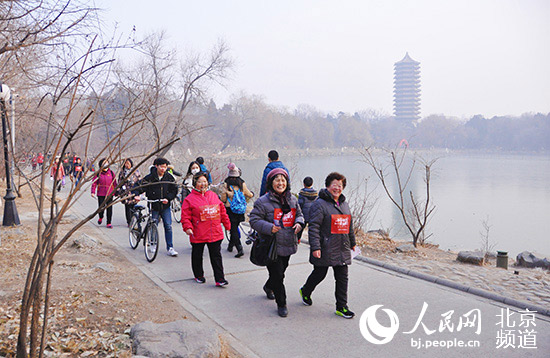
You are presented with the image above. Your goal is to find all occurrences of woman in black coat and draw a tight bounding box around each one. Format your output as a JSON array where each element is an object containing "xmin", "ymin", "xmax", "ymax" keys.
[
  {"xmin": 299, "ymin": 172, "xmax": 356, "ymax": 319},
  {"xmin": 249, "ymin": 168, "xmax": 304, "ymax": 318}
]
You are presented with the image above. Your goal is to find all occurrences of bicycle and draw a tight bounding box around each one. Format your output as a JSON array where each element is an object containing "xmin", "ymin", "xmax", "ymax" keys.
[
  {"xmin": 128, "ymin": 199, "xmax": 161, "ymax": 262},
  {"xmin": 171, "ymin": 188, "xmax": 182, "ymax": 224},
  {"xmin": 224, "ymin": 221, "xmax": 256, "ymax": 245}
]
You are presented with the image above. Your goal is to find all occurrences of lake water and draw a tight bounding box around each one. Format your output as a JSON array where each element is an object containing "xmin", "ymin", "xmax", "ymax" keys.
[{"xmin": 233, "ymin": 152, "xmax": 550, "ymax": 257}]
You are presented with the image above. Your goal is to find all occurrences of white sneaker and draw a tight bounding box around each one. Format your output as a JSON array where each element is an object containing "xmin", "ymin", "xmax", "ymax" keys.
[{"xmin": 168, "ymin": 247, "xmax": 179, "ymax": 256}]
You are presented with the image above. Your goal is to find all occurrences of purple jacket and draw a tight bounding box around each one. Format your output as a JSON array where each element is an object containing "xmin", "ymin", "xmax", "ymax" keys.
[{"xmin": 91, "ymin": 169, "xmax": 117, "ymax": 197}]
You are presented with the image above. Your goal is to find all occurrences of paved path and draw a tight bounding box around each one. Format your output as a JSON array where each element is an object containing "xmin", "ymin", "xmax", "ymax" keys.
[{"xmin": 72, "ymin": 193, "xmax": 550, "ymax": 358}]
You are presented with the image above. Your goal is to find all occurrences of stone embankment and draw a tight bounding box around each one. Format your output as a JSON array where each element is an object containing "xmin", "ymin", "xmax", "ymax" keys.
[{"xmin": 356, "ymin": 232, "xmax": 550, "ymax": 312}]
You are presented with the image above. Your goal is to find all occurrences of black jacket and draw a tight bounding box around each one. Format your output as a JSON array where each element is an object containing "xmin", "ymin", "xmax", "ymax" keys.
[
  {"xmin": 308, "ymin": 189, "xmax": 356, "ymax": 266},
  {"xmin": 138, "ymin": 167, "xmax": 178, "ymax": 211},
  {"xmin": 249, "ymin": 191, "xmax": 305, "ymax": 257}
]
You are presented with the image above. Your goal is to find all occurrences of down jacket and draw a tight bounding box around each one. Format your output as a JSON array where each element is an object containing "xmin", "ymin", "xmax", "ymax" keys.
[
  {"xmin": 249, "ymin": 192, "xmax": 305, "ymax": 257},
  {"xmin": 308, "ymin": 188, "xmax": 356, "ymax": 266},
  {"xmin": 298, "ymin": 187, "xmax": 318, "ymax": 222},
  {"xmin": 181, "ymin": 189, "xmax": 231, "ymax": 244}
]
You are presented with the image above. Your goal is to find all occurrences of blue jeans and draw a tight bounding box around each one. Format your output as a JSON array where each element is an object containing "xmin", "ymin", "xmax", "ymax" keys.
[{"xmin": 152, "ymin": 207, "xmax": 173, "ymax": 250}]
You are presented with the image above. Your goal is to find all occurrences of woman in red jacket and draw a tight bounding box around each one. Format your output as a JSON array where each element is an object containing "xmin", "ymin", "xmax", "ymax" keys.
[
  {"xmin": 50, "ymin": 156, "xmax": 65, "ymax": 192},
  {"xmin": 181, "ymin": 172, "xmax": 231, "ymax": 286}
]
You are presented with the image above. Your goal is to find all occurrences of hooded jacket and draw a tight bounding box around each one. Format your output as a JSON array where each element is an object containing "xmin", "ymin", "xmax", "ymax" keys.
[
  {"xmin": 298, "ymin": 187, "xmax": 318, "ymax": 222},
  {"xmin": 138, "ymin": 166, "xmax": 177, "ymax": 211},
  {"xmin": 249, "ymin": 191, "xmax": 305, "ymax": 257},
  {"xmin": 181, "ymin": 189, "xmax": 231, "ymax": 244},
  {"xmin": 308, "ymin": 188, "xmax": 356, "ymax": 266}
]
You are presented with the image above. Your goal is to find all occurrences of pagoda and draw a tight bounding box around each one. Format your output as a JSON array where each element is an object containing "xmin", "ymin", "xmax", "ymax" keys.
[{"xmin": 393, "ymin": 53, "xmax": 421, "ymax": 123}]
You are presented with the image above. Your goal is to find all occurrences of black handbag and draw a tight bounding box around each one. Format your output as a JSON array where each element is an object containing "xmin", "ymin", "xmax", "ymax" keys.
[{"xmin": 250, "ymin": 233, "xmax": 278, "ymax": 267}]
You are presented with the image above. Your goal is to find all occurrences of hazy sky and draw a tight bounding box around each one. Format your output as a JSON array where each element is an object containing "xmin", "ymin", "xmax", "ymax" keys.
[{"xmin": 99, "ymin": 0, "xmax": 550, "ymax": 118}]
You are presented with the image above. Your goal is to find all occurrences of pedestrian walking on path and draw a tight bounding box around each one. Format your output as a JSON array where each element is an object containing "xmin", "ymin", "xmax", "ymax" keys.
[
  {"xmin": 91, "ymin": 158, "xmax": 117, "ymax": 228},
  {"xmin": 136, "ymin": 157, "xmax": 179, "ymax": 256},
  {"xmin": 219, "ymin": 163, "xmax": 254, "ymax": 257},
  {"xmin": 297, "ymin": 176, "xmax": 318, "ymax": 242},
  {"xmin": 118, "ymin": 158, "xmax": 141, "ymax": 226},
  {"xmin": 195, "ymin": 156, "xmax": 212, "ymax": 184},
  {"xmin": 249, "ymin": 168, "xmax": 304, "ymax": 317},
  {"xmin": 50, "ymin": 156, "xmax": 66, "ymax": 192},
  {"xmin": 259, "ymin": 150, "xmax": 288, "ymax": 196},
  {"xmin": 181, "ymin": 172, "xmax": 231, "ymax": 287},
  {"xmin": 299, "ymin": 172, "xmax": 356, "ymax": 319},
  {"xmin": 182, "ymin": 161, "xmax": 201, "ymax": 199}
]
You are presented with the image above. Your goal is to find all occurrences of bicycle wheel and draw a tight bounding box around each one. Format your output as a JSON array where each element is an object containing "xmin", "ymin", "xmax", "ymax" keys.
[
  {"xmin": 128, "ymin": 214, "xmax": 140, "ymax": 249},
  {"xmin": 171, "ymin": 199, "xmax": 182, "ymax": 223},
  {"xmin": 144, "ymin": 222, "xmax": 159, "ymax": 262}
]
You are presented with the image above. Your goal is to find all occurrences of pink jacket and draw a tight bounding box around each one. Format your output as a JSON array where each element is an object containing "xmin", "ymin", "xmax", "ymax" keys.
[
  {"xmin": 181, "ymin": 189, "xmax": 231, "ymax": 244},
  {"xmin": 50, "ymin": 164, "xmax": 65, "ymax": 181},
  {"xmin": 91, "ymin": 169, "xmax": 117, "ymax": 197}
]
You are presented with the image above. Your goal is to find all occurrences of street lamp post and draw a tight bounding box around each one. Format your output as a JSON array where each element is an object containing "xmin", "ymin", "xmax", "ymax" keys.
[{"xmin": 0, "ymin": 81, "xmax": 20, "ymax": 226}]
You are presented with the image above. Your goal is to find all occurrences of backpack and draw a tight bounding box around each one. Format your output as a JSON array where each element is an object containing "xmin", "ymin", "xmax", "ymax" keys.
[{"xmin": 228, "ymin": 185, "xmax": 247, "ymax": 214}]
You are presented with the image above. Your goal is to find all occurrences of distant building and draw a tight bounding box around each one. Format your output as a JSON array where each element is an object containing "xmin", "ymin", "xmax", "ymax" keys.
[{"xmin": 393, "ymin": 52, "xmax": 421, "ymax": 123}]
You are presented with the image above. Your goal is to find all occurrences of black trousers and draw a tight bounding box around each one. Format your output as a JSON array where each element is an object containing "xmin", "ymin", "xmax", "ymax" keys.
[
  {"xmin": 97, "ymin": 196, "xmax": 113, "ymax": 224},
  {"xmin": 124, "ymin": 203, "xmax": 134, "ymax": 225},
  {"xmin": 265, "ymin": 255, "xmax": 291, "ymax": 308},
  {"xmin": 227, "ymin": 210, "xmax": 244, "ymax": 252},
  {"xmin": 191, "ymin": 239, "xmax": 225, "ymax": 282},
  {"xmin": 302, "ymin": 265, "xmax": 349, "ymax": 309}
]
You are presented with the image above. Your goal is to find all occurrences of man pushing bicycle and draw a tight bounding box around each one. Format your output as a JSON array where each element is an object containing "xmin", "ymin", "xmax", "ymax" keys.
[{"xmin": 135, "ymin": 157, "xmax": 179, "ymax": 257}]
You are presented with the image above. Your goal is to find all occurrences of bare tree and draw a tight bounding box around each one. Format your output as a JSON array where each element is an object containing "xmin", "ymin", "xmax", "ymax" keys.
[
  {"xmin": 1, "ymin": 5, "xmax": 183, "ymax": 357},
  {"xmin": 15, "ymin": 70, "xmax": 179, "ymax": 358},
  {"xmin": 157, "ymin": 39, "xmax": 233, "ymax": 156},
  {"xmin": 360, "ymin": 147, "xmax": 436, "ymax": 247},
  {"xmin": 346, "ymin": 177, "xmax": 379, "ymax": 237},
  {"xmin": 218, "ymin": 93, "xmax": 266, "ymax": 152},
  {"xmin": 480, "ymin": 216, "xmax": 496, "ymax": 262}
]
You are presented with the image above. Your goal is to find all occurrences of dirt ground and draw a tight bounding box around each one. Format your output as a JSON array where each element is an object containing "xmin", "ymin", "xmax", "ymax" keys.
[{"xmin": 0, "ymin": 184, "xmax": 235, "ymax": 357}]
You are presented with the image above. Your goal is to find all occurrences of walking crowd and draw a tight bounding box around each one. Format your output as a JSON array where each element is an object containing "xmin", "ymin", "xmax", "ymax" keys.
[{"xmin": 67, "ymin": 150, "xmax": 357, "ymax": 319}]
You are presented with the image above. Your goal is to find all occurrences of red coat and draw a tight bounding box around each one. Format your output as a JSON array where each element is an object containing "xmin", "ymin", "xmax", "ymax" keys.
[{"xmin": 181, "ymin": 189, "xmax": 231, "ymax": 244}]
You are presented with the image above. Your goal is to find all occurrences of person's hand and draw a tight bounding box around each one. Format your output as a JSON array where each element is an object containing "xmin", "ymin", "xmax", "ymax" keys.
[
  {"xmin": 312, "ymin": 250, "xmax": 321, "ymax": 259},
  {"xmin": 185, "ymin": 229, "xmax": 193, "ymax": 236},
  {"xmin": 271, "ymin": 225, "xmax": 281, "ymax": 234},
  {"xmin": 161, "ymin": 199, "xmax": 168, "ymax": 204},
  {"xmin": 293, "ymin": 223, "xmax": 302, "ymax": 234},
  {"xmin": 91, "ymin": 193, "xmax": 96, "ymax": 198}
]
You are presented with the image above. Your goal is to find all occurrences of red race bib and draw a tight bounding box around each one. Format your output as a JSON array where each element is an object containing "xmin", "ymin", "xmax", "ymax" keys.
[
  {"xmin": 199, "ymin": 205, "xmax": 220, "ymax": 221},
  {"xmin": 331, "ymin": 215, "xmax": 350, "ymax": 234},
  {"xmin": 273, "ymin": 208, "xmax": 296, "ymax": 227}
]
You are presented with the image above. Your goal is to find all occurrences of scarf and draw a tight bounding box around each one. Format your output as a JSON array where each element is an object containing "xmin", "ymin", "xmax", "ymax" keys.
[{"xmin": 270, "ymin": 190, "xmax": 291, "ymax": 214}]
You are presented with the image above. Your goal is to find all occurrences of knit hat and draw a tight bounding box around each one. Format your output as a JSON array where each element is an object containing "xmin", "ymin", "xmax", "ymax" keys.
[
  {"xmin": 266, "ymin": 168, "xmax": 289, "ymax": 181},
  {"xmin": 227, "ymin": 162, "xmax": 240, "ymax": 177}
]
